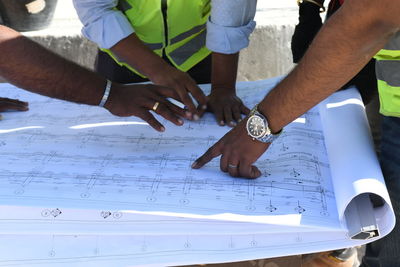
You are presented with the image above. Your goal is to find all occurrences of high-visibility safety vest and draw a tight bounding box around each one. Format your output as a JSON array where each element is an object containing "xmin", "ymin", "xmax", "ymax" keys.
[
  {"xmin": 103, "ymin": 0, "xmax": 212, "ymax": 78},
  {"xmin": 375, "ymin": 31, "xmax": 400, "ymax": 117}
]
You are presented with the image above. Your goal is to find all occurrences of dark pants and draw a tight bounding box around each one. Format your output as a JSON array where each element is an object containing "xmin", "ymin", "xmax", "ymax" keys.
[
  {"xmin": 342, "ymin": 59, "xmax": 378, "ymax": 105},
  {"xmin": 361, "ymin": 116, "xmax": 400, "ymax": 267},
  {"xmin": 95, "ymin": 50, "xmax": 212, "ymax": 85}
]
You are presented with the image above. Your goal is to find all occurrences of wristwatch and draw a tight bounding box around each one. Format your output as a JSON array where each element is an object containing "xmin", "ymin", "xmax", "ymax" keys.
[{"xmin": 246, "ymin": 105, "xmax": 282, "ymax": 143}]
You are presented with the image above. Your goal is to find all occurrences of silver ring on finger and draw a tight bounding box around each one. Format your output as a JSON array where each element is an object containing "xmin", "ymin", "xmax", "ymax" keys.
[{"xmin": 228, "ymin": 164, "xmax": 237, "ymax": 168}]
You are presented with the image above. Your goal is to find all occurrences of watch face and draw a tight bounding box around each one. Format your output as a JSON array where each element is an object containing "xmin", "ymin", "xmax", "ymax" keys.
[{"xmin": 247, "ymin": 115, "xmax": 268, "ymax": 138}]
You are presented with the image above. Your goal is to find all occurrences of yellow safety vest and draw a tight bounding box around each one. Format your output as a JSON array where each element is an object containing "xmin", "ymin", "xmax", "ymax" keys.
[
  {"xmin": 374, "ymin": 32, "xmax": 400, "ymax": 117},
  {"xmin": 103, "ymin": 0, "xmax": 211, "ymax": 78}
]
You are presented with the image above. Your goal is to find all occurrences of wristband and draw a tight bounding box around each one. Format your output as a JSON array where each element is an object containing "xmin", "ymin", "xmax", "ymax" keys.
[{"xmin": 99, "ymin": 79, "xmax": 112, "ymax": 107}]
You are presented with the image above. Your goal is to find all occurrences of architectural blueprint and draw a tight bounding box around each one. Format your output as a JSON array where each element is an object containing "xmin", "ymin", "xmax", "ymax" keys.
[{"xmin": 0, "ymin": 77, "xmax": 395, "ymax": 266}]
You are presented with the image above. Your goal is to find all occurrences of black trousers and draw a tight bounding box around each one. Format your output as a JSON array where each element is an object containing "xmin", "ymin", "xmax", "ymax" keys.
[{"xmin": 95, "ymin": 50, "xmax": 212, "ymax": 85}]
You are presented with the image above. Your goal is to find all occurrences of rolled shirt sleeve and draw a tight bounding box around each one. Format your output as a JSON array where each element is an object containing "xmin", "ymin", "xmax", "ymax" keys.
[
  {"xmin": 73, "ymin": 0, "xmax": 134, "ymax": 49},
  {"xmin": 207, "ymin": 0, "xmax": 257, "ymax": 54}
]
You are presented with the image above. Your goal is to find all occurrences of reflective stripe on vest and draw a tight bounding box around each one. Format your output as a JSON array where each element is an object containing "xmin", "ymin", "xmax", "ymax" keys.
[
  {"xmin": 170, "ymin": 23, "xmax": 207, "ymax": 45},
  {"xmin": 103, "ymin": 0, "xmax": 211, "ymax": 78},
  {"xmin": 374, "ymin": 32, "xmax": 400, "ymax": 117},
  {"xmin": 169, "ymin": 29, "xmax": 207, "ymax": 65},
  {"xmin": 376, "ymin": 60, "xmax": 400, "ymax": 87},
  {"xmin": 144, "ymin": 42, "xmax": 163, "ymax": 50}
]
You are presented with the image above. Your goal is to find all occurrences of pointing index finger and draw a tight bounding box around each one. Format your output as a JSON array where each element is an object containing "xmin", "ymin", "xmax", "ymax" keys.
[{"xmin": 191, "ymin": 142, "xmax": 223, "ymax": 169}]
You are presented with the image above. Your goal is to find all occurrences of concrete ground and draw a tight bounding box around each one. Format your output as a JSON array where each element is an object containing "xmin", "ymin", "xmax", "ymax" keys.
[
  {"xmin": 9, "ymin": 1, "xmax": 368, "ymax": 266},
  {"xmin": 183, "ymin": 255, "xmax": 303, "ymax": 267}
]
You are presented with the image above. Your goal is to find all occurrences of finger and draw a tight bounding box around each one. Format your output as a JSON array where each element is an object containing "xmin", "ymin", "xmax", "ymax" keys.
[
  {"xmin": 156, "ymin": 86, "xmax": 182, "ymax": 101},
  {"xmin": 0, "ymin": 101, "xmax": 29, "ymax": 112},
  {"xmin": 239, "ymin": 161, "xmax": 261, "ymax": 179},
  {"xmin": 220, "ymin": 153, "xmax": 229, "ymax": 172},
  {"xmin": 149, "ymin": 85, "xmax": 193, "ymax": 120},
  {"xmin": 164, "ymin": 100, "xmax": 187, "ymax": 119},
  {"xmin": 227, "ymin": 158, "xmax": 240, "ymax": 178},
  {"xmin": 177, "ymin": 88, "xmax": 197, "ymax": 120},
  {"xmin": 196, "ymin": 105, "xmax": 207, "ymax": 119},
  {"xmin": 224, "ymin": 106, "xmax": 236, "ymax": 127},
  {"xmin": 0, "ymin": 97, "xmax": 29, "ymax": 106},
  {"xmin": 153, "ymin": 101, "xmax": 184, "ymax": 126},
  {"xmin": 241, "ymin": 104, "xmax": 251, "ymax": 115},
  {"xmin": 212, "ymin": 105, "xmax": 225, "ymax": 126},
  {"xmin": 152, "ymin": 95, "xmax": 186, "ymax": 119},
  {"xmin": 192, "ymin": 142, "xmax": 223, "ymax": 169},
  {"xmin": 185, "ymin": 81, "xmax": 207, "ymax": 111},
  {"xmin": 232, "ymin": 105, "xmax": 242, "ymax": 123},
  {"xmin": 0, "ymin": 97, "xmax": 29, "ymax": 109},
  {"xmin": 145, "ymin": 95, "xmax": 185, "ymax": 126},
  {"xmin": 249, "ymin": 165, "xmax": 262, "ymax": 178},
  {"xmin": 137, "ymin": 111, "xmax": 165, "ymax": 132}
]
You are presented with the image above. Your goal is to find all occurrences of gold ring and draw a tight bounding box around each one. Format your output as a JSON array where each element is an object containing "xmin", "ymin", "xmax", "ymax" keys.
[{"xmin": 152, "ymin": 101, "xmax": 160, "ymax": 111}]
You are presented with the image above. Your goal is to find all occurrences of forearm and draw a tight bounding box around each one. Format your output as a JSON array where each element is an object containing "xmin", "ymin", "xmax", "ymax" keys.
[
  {"xmin": 211, "ymin": 52, "xmax": 239, "ymax": 92},
  {"xmin": 207, "ymin": 0, "xmax": 255, "ymax": 92},
  {"xmin": 259, "ymin": 0, "xmax": 400, "ymax": 133},
  {"xmin": 110, "ymin": 33, "xmax": 169, "ymax": 80},
  {"xmin": 0, "ymin": 26, "xmax": 105, "ymax": 106}
]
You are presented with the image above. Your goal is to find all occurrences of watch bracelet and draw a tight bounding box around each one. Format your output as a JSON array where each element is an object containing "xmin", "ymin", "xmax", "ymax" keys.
[{"xmin": 248, "ymin": 104, "xmax": 283, "ymax": 143}]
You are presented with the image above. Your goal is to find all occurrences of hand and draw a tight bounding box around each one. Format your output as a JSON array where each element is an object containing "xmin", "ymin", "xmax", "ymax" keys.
[
  {"xmin": 149, "ymin": 65, "xmax": 207, "ymax": 120},
  {"xmin": 104, "ymin": 83, "xmax": 186, "ymax": 132},
  {"xmin": 109, "ymin": 33, "xmax": 207, "ymax": 119},
  {"xmin": 191, "ymin": 119, "xmax": 270, "ymax": 178},
  {"xmin": 206, "ymin": 88, "xmax": 250, "ymax": 127},
  {"xmin": 0, "ymin": 97, "xmax": 29, "ymax": 119}
]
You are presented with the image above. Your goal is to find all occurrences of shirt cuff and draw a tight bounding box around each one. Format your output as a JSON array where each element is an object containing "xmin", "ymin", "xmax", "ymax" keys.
[
  {"xmin": 81, "ymin": 11, "xmax": 134, "ymax": 49},
  {"xmin": 206, "ymin": 19, "xmax": 256, "ymax": 54}
]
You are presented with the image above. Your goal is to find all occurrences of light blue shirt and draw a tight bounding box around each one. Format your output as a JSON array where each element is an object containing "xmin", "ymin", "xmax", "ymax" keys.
[
  {"xmin": 73, "ymin": 0, "xmax": 257, "ymax": 54},
  {"xmin": 207, "ymin": 0, "xmax": 257, "ymax": 53}
]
